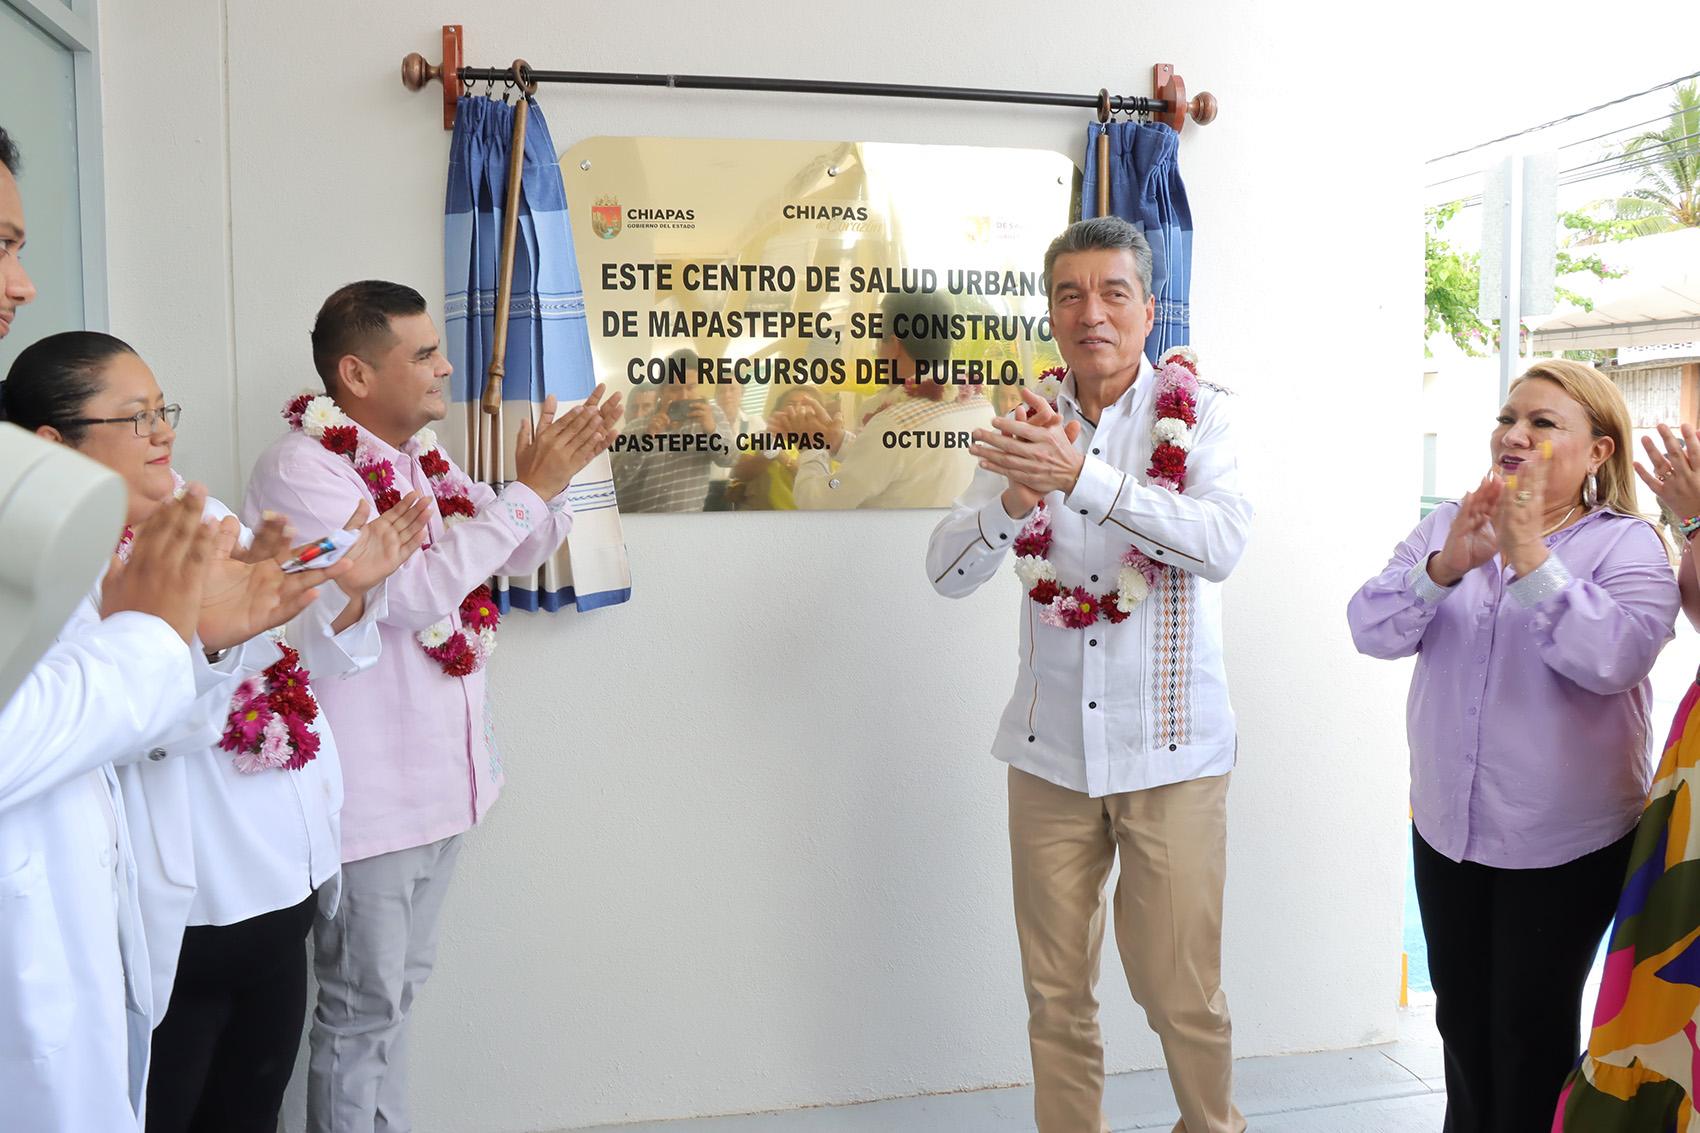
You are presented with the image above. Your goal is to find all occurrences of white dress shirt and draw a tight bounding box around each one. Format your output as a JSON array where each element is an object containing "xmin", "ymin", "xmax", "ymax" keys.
[{"xmin": 926, "ymin": 357, "xmax": 1253, "ymax": 797}]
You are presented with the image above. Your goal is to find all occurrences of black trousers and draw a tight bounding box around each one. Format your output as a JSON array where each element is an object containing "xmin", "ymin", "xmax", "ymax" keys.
[
  {"xmin": 145, "ymin": 893, "xmax": 317, "ymax": 1133},
  {"xmin": 1413, "ymin": 825, "xmax": 1634, "ymax": 1133}
]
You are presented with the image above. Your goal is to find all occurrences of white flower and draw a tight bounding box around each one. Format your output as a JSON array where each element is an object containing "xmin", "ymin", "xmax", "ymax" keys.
[
  {"xmin": 1117, "ymin": 568, "xmax": 1150, "ymax": 611},
  {"xmin": 1013, "ymin": 555, "xmax": 1058, "ymax": 590},
  {"xmin": 443, "ymin": 513, "xmax": 471, "ymax": 528},
  {"xmin": 1159, "ymin": 345, "xmax": 1198, "ymax": 368},
  {"xmin": 1152, "ymin": 417, "xmax": 1193, "ymax": 451},
  {"xmin": 417, "ymin": 622, "xmax": 452, "ymax": 649},
  {"xmin": 301, "ymin": 396, "xmax": 345, "ymax": 439},
  {"xmin": 1034, "ymin": 375, "xmax": 1063, "ymax": 400},
  {"xmin": 478, "ymin": 628, "xmax": 498, "ymax": 655},
  {"xmin": 413, "ymin": 425, "xmax": 438, "ymax": 453}
]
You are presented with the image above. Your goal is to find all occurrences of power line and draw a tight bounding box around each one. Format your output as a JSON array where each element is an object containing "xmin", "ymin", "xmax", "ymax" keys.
[
  {"xmin": 1427, "ymin": 68, "xmax": 1700, "ymax": 163},
  {"xmin": 1424, "ymin": 112, "xmax": 1693, "ymax": 189},
  {"xmin": 1428, "ymin": 134, "xmax": 1693, "ymax": 198}
]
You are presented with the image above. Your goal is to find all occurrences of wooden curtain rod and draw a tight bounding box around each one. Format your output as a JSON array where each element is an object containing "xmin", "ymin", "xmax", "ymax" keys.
[{"xmin": 400, "ymin": 25, "xmax": 1217, "ymax": 135}]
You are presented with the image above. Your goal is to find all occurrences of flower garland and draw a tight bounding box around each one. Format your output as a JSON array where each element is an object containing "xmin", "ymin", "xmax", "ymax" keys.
[
  {"xmin": 219, "ymin": 638, "xmax": 322, "ymax": 773},
  {"xmin": 284, "ymin": 393, "xmax": 500, "ymax": 676},
  {"xmin": 1012, "ymin": 347, "xmax": 1200, "ymax": 629},
  {"xmin": 116, "ymin": 491, "xmax": 321, "ymax": 774}
]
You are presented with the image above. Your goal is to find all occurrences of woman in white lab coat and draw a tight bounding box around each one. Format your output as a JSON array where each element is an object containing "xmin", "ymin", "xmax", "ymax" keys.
[
  {"xmin": 4, "ymin": 330, "xmax": 427, "ymax": 1133},
  {"xmin": 0, "ymin": 429, "xmax": 333, "ymax": 1127}
]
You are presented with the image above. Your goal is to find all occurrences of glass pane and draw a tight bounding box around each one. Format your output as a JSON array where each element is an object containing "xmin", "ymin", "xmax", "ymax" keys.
[{"xmin": 0, "ymin": 2, "xmax": 84, "ymax": 375}]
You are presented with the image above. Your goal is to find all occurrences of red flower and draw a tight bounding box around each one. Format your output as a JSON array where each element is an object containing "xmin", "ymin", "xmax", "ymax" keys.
[
  {"xmin": 219, "ymin": 701, "xmax": 273, "ymax": 753},
  {"xmin": 437, "ymin": 493, "xmax": 476, "ymax": 519},
  {"xmin": 283, "ymin": 394, "xmax": 312, "ymax": 426},
  {"xmin": 1148, "ymin": 443, "xmax": 1187, "ymax": 482},
  {"xmin": 441, "ymin": 642, "xmax": 478, "ymax": 677},
  {"xmin": 283, "ymin": 715, "xmax": 320, "ymax": 771},
  {"xmin": 1100, "ymin": 593, "xmax": 1131, "ymax": 623},
  {"xmin": 322, "ymin": 426, "xmax": 359, "ymax": 455},
  {"xmin": 1013, "ymin": 530, "xmax": 1053, "ymax": 559},
  {"xmin": 420, "ymin": 449, "xmax": 451, "ymax": 478},
  {"xmin": 373, "ymin": 488, "xmax": 402, "ymax": 514},
  {"xmin": 460, "ymin": 585, "xmax": 501, "ymax": 632},
  {"xmin": 1060, "ymin": 587, "xmax": 1100, "ymax": 629},
  {"xmin": 1154, "ymin": 389, "xmax": 1198, "ymax": 427},
  {"xmin": 267, "ymin": 681, "xmax": 317, "ymax": 723},
  {"xmin": 1029, "ymin": 579, "xmax": 1061, "ymax": 605}
]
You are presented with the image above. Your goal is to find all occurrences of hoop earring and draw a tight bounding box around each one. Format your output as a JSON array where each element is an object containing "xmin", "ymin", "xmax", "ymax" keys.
[{"xmin": 1584, "ymin": 470, "xmax": 1599, "ymax": 508}]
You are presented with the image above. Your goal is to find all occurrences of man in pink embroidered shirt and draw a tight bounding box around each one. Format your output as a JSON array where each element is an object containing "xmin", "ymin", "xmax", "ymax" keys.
[{"xmin": 242, "ymin": 280, "xmax": 619, "ymax": 1133}]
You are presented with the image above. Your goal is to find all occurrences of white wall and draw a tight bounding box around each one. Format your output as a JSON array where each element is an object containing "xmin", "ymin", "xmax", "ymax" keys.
[{"xmin": 98, "ymin": 2, "xmax": 1424, "ymax": 1129}]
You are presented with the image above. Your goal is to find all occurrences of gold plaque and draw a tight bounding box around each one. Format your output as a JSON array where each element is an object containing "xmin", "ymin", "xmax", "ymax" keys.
[{"xmin": 561, "ymin": 136, "xmax": 1077, "ymax": 512}]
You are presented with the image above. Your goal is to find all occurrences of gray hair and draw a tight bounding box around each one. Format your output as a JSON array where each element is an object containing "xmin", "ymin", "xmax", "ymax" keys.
[{"xmin": 1042, "ymin": 216, "xmax": 1153, "ymax": 302}]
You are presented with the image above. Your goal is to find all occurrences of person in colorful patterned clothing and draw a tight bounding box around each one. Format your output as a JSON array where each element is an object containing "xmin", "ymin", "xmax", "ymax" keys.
[
  {"xmin": 1349, "ymin": 359, "xmax": 1680, "ymax": 1133},
  {"xmin": 1555, "ymin": 417, "xmax": 1700, "ymax": 1130},
  {"xmin": 927, "ymin": 216, "xmax": 1253, "ymax": 1133},
  {"xmin": 243, "ymin": 280, "xmax": 620, "ymax": 1133}
]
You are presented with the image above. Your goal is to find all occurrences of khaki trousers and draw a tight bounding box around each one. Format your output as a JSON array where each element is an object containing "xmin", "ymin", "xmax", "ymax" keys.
[{"xmin": 1008, "ymin": 766, "xmax": 1246, "ymax": 1133}]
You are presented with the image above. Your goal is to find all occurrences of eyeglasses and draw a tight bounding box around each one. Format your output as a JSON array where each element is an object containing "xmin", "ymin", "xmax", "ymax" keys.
[{"xmin": 60, "ymin": 404, "xmax": 182, "ymax": 437}]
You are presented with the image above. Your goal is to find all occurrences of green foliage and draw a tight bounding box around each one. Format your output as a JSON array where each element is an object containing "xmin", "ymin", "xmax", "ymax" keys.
[{"xmin": 1425, "ymin": 204, "xmax": 1490, "ymax": 357}]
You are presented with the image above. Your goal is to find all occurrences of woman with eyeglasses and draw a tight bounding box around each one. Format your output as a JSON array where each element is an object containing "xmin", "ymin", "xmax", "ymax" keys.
[{"xmin": 1, "ymin": 330, "xmax": 431, "ymax": 1133}]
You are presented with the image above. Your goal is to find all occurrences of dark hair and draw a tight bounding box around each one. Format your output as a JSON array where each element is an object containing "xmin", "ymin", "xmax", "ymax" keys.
[
  {"xmin": 0, "ymin": 127, "xmax": 18, "ymax": 175},
  {"xmin": 311, "ymin": 280, "xmax": 428, "ymax": 392},
  {"xmin": 879, "ymin": 290, "xmax": 955, "ymax": 367},
  {"xmin": 1042, "ymin": 216, "xmax": 1153, "ymax": 301},
  {"xmin": 1, "ymin": 331, "xmax": 137, "ymax": 443}
]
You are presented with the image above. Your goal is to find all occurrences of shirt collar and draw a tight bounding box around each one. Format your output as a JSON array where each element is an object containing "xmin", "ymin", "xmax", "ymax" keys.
[
  {"xmin": 343, "ymin": 413, "xmax": 421, "ymax": 462},
  {"xmin": 1058, "ymin": 353, "xmax": 1154, "ymax": 420}
]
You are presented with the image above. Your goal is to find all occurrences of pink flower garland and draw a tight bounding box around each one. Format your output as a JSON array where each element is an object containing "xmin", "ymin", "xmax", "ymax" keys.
[
  {"xmin": 1011, "ymin": 348, "xmax": 1201, "ymax": 630},
  {"xmin": 219, "ymin": 641, "xmax": 322, "ymax": 773},
  {"xmin": 284, "ymin": 392, "xmax": 500, "ymax": 676}
]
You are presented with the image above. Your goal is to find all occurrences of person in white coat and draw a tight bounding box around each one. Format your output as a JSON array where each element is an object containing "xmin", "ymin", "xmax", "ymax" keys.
[
  {"xmin": 3, "ymin": 328, "xmax": 429, "ymax": 1133},
  {"xmin": 0, "ymin": 490, "xmax": 216, "ymax": 1133},
  {"xmin": 0, "ymin": 126, "xmax": 340, "ymax": 1132}
]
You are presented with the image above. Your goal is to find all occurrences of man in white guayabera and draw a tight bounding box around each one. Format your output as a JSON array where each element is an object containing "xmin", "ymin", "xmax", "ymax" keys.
[{"xmin": 927, "ymin": 216, "xmax": 1253, "ymax": 1133}]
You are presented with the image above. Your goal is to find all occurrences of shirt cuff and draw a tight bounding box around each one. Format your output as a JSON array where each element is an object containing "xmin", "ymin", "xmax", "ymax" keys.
[
  {"xmin": 495, "ymin": 482, "xmax": 548, "ymax": 534},
  {"xmin": 1408, "ymin": 556, "xmax": 1456, "ymax": 605},
  {"xmin": 977, "ymin": 493, "xmax": 1030, "ymax": 551},
  {"xmin": 1061, "ymin": 456, "xmax": 1127, "ymax": 524},
  {"xmin": 1509, "ymin": 552, "xmax": 1573, "ymax": 609}
]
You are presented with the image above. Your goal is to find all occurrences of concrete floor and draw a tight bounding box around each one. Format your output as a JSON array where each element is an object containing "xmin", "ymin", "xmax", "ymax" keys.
[{"xmin": 568, "ymin": 1005, "xmax": 1448, "ymax": 1133}]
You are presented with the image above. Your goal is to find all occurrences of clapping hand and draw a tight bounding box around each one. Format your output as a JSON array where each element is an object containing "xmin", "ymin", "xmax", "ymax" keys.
[
  {"xmin": 197, "ymin": 518, "xmax": 352, "ymax": 651},
  {"xmin": 1428, "ymin": 473, "xmax": 1504, "ymax": 587},
  {"xmin": 1495, "ymin": 449, "xmax": 1553, "ymax": 577},
  {"xmin": 515, "ymin": 386, "xmax": 623, "ymax": 500},
  {"xmin": 1636, "ymin": 423, "xmax": 1700, "ymax": 530},
  {"xmin": 975, "ymin": 387, "xmax": 1082, "ymax": 518}
]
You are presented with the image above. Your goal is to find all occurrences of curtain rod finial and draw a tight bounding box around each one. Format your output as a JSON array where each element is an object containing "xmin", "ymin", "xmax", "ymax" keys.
[
  {"xmin": 1190, "ymin": 91, "xmax": 1218, "ymax": 126},
  {"xmin": 401, "ymin": 52, "xmax": 439, "ymax": 92}
]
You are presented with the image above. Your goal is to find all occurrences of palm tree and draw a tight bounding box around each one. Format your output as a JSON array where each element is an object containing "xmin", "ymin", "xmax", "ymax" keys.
[{"xmin": 1569, "ymin": 83, "xmax": 1700, "ymax": 242}]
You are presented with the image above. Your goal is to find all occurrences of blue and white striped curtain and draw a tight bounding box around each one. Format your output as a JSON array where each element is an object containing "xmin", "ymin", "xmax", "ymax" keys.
[
  {"xmin": 444, "ymin": 95, "xmax": 631, "ymax": 613},
  {"xmin": 1080, "ymin": 121, "xmax": 1192, "ymax": 363}
]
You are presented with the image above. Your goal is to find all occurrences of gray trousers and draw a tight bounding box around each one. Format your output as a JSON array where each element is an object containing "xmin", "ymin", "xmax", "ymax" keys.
[{"xmin": 306, "ymin": 834, "xmax": 463, "ymax": 1133}]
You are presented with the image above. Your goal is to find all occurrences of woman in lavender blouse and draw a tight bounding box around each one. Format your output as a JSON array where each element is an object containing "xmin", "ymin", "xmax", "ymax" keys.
[{"xmin": 1348, "ymin": 359, "xmax": 1679, "ymax": 1133}]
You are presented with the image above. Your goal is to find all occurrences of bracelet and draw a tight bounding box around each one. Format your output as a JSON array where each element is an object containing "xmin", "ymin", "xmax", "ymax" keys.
[{"xmin": 1680, "ymin": 514, "xmax": 1700, "ymax": 539}]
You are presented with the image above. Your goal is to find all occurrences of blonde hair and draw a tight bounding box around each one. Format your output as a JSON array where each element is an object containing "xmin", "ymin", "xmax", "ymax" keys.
[{"xmin": 1512, "ymin": 359, "xmax": 1641, "ymax": 518}]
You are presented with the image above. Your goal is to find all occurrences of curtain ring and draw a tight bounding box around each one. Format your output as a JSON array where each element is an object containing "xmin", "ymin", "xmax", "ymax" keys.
[
  {"xmin": 1096, "ymin": 88, "xmax": 1111, "ymax": 125},
  {"xmin": 511, "ymin": 58, "xmax": 538, "ymax": 98}
]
